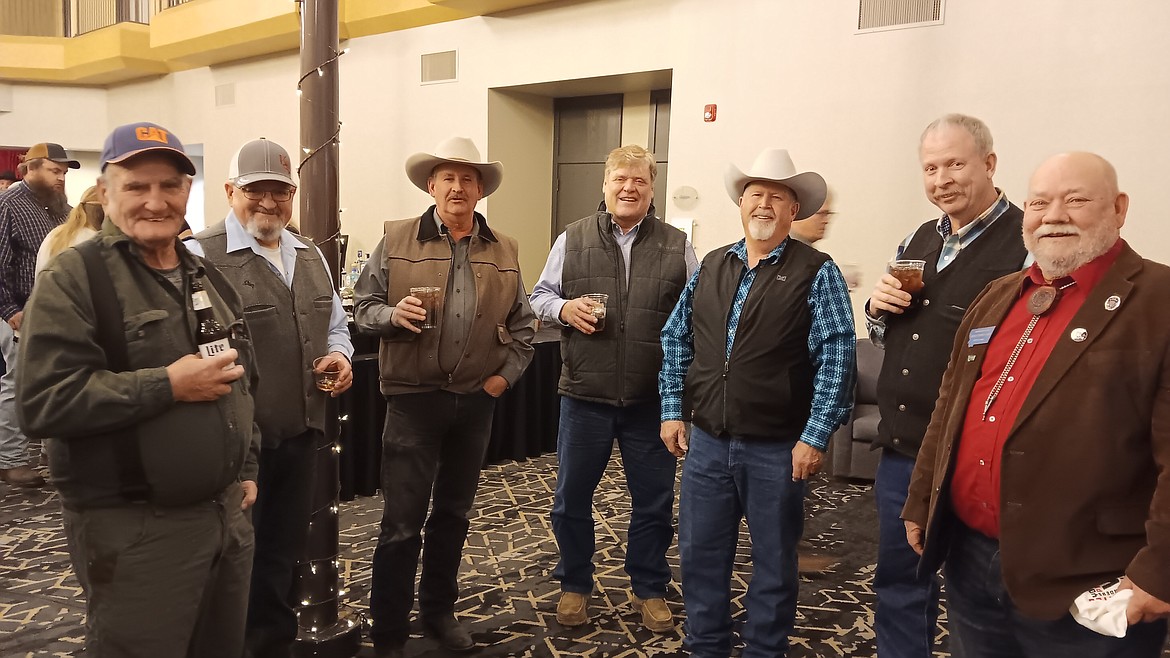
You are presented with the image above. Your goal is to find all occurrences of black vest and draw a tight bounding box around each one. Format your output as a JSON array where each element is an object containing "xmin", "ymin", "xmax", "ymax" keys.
[
  {"xmin": 875, "ymin": 205, "xmax": 1028, "ymax": 457},
  {"xmin": 688, "ymin": 239, "xmax": 829, "ymax": 440},
  {"xmin": 197, "ymin": 221, "xmax": 336, "ymax": 445},
  {"xmin": 559, "ymin": 212, "xmax": 688, "ymax": 405}
]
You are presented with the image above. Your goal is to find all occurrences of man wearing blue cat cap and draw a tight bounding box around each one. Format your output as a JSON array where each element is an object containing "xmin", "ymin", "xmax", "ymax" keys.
[{"xmin": 17, "ymin": 121, "xmax": 260, "ymax": 657}]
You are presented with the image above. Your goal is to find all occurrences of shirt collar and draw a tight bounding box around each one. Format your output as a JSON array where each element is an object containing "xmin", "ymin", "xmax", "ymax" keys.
[
  {"xmin": 611, "ymin": 218, "xmax": 643, "ymax": 237},
  {"xmin": 225, "ymin": 211, "xmax": 307, "ymax": 254},
  {"xmin": 936, "ymin": 189, "xmax": 1008, "ymax": 239},
  {"xmin": 726, "ymin": 236, "xmax": 790, "ymax": 267},
  {"xmin": 433, "ymin": 211, "xmax": 482, "ymax": 240}
]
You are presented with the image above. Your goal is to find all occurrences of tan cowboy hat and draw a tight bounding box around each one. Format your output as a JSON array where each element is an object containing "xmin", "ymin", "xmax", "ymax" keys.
[
  {"xmin": 405, "ymin": 136, "xmax": 504, "ymax": 197},
  {"xmin": 724, "ymin": 149, "xmax": 826, "ymax": 220}
]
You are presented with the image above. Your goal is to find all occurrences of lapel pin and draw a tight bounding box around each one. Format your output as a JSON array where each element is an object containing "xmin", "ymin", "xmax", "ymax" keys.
[
  {"xmin": 1070, "ymin": 327, "xmax": 1088, "ymax": 342},
  {"xmin": 967, "ymin": 354, "xmax": 977, "ymax": 362},
  {"xmin": 1104, "ymin": 295, "xmax": 1121, "ymax": 311}
]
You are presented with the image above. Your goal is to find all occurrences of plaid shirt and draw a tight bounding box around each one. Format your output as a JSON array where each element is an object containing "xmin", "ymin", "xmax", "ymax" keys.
[
  {"xmin": 659, "ymin": 238, "xmax": 856, "ymax": 451},
  {"xmin": 0, "ymin": 182, "xmax": 68, "ymax": 320}
]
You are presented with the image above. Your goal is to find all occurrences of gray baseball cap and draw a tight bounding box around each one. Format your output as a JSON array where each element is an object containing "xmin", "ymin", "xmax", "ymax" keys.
[{"xmin": 228, "ymin": 138, "xmax": 295, "ymax": 187}]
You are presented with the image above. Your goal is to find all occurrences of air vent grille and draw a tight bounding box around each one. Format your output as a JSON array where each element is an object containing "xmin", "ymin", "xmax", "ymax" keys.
[
  {"xmin": 858, "ymin": 0, "xmax": 944, "ymax": 32},
  {"xmin": 215, "ymin": 83, "xmax": 235, "ymax": 107},
  {"xmin": 421, "ymin": 50, "xmax": 458, "ymax": 84}
]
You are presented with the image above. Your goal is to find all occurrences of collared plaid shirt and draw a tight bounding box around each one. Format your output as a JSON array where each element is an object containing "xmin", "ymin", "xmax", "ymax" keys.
[
  {"xmin": 659, "ymin": 238, "xmax": 856, "ymax": 451},
  {"xmin": 866, "ymin": 191, "xmax": 1033, "ymax": 345},
  {"xmin": 0, "ymin": 182, "xmax": 68, "ymax": 320}
]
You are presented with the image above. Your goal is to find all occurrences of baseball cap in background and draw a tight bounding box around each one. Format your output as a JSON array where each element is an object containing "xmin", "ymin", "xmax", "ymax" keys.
[
  {"xmin": 229, "ymin": 138, "xmax": 295, "ymax": 187},
  {"xmin": 101, "ymin": 122, "xmax": 196, "ymax": 175},
  {"xmin": 24, "ymin": 143, "xmax": 80, "ymax": 169}
]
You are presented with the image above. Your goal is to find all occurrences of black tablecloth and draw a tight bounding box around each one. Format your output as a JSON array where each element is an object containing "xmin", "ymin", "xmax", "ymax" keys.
[{"xmin": 338, "ymin": 328, "xmax": 562, "ymax": 501}]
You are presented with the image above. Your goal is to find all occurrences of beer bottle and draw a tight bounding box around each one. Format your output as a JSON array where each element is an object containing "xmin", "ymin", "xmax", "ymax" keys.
[{"xmin": 192, "ymin": 276, "xmax": 230, "ymax": 359}]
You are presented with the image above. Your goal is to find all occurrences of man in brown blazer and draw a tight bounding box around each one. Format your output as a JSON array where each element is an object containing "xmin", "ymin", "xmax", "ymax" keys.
[{"xmin": 903, "ymin": 152, "xmax": 1170, "ymax": 656}]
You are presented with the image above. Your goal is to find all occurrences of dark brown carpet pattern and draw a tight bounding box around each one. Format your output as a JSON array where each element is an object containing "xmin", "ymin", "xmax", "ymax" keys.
[{"xmin": 2, "ymin": 452, "xmax": 1163, "ymax": 657}]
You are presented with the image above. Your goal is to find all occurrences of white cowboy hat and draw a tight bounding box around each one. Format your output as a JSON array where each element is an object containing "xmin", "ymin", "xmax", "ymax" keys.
[
  {"xmin": 405, "ymin": 136, "xmax": 504, "ymax": 197},
  {"xmin": 724, "ymin": 149, "xmax": 826, "ymax": 220}
]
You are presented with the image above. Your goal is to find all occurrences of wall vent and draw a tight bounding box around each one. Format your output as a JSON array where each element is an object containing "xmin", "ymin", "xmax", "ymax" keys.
[
  {"xmin": 858, "ymin": 0, "xmax": 944, "ymax": 33},
  {"xmin": 421, "ymin": 50, "xmax": 458, "ymax": 84},
  {"xmin": 215, "ymin": 83, "xmax": 235, "ymax": 107}
]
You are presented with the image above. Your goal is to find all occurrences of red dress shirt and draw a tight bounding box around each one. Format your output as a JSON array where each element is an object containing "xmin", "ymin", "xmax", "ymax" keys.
[{"xmin": 950, "ymin": 240, "xmax": 1124, "ymax": 538}]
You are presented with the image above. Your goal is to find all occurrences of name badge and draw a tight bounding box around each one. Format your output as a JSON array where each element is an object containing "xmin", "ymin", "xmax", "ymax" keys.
[{"xmin": 968, "ymin": 326, "xmax": 995, "ymax": 347}]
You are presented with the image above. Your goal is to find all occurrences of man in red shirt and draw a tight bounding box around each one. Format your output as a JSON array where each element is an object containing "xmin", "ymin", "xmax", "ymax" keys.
[{"xmin": 902, "ymin": 151, "xmax": 1170, "ymax": 656}]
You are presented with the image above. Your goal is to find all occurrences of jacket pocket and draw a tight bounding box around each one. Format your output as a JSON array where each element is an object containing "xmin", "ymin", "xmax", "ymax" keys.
[{"xmin": 123, "ymin": 310, "xmax": 171, "ymax": 368}]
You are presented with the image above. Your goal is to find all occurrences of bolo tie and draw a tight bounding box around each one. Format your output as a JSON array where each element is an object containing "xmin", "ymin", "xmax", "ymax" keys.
[{"xmin": 981, "ymin": 278, "xmax": 1076, "ymax": 421}]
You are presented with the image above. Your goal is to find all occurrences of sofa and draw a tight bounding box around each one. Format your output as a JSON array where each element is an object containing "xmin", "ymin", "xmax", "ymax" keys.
[{"xmin": 829, "ymin": 337, "xmax": 884, "ymax": 481}]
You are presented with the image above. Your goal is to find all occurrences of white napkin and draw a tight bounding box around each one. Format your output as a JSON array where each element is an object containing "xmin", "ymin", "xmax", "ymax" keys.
[{"xmin": 1070, "ymin": 578, "xmax": 1133, "ymax": 638}]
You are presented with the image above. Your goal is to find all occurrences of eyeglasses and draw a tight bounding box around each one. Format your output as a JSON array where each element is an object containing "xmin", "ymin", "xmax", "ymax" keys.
[{"xmin": 238, "ymin": 187, "xmax": 295, "ymax": 202}]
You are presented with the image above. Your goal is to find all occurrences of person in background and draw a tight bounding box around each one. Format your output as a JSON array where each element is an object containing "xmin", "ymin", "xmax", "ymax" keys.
[
  {"xmin": 0, "ymin": 142, "xmax": 78, "ymax": 487},
  {"xmin": 865, "ymin": 114, "xmax": 1029, "ymax": 658},
  {"xmin": 530, "ymin": 144, "xmax": 697, "ymax": 632},
  {"xmin": 18, "ymin": 121, "xmax": 259, "ymax": 657},
  {"xmin": 660, "ymin": 148, "xmax": 855, "ymax": 657},
  {"xmin": 189, "ymin": 137, "xmax": 353, "ymax": 658},
  {"xmin": 0, "ymin": 170, "xmax": 16, "ymax": 191},
  {"xmin": 789, "ymin": 187, "xmax": 837, "ymax": 245},
  {"xmin": 354, "ymin": 136, "xmax": 535, "ymax": 658},
  {"xmin": 35, "ymin": 185, "xmax": 103, "ymax": 274},
  {"xmin": 904, "ymin": 152, "xmax": 1170, "ymax": 656}
]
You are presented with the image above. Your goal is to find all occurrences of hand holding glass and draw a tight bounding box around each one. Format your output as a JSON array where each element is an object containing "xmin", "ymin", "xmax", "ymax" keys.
[{"xmin": 313, "ymin": 356, "xmax": 341, "ymax": 392}]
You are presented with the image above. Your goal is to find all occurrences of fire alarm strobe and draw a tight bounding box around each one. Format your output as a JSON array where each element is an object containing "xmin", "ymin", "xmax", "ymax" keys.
[{"xmin": 703, "ymin": 104, "xmax": 717, "ymax": 122}]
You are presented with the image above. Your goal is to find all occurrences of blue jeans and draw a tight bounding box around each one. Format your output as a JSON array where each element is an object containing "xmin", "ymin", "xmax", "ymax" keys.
[
  {"xmin": 875, "ymin": 449, "xmax": 941, "ymax": 657},
  {"xmin": 946, "ymin": 521, "xmax": 1169, "ymax": 657},
  {"xmin": 551, "ymin": 397, "xmax": 676, "ymax": 598},
  {"xmin": 679, "ymin": 425, "xmax": 805, "ymax": 658}
]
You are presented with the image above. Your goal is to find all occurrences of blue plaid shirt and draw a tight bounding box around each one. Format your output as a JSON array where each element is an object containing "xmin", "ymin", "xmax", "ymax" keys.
[
  {"xmin": 0, "ymin": 182, "xmax": 68, "ymax": 320},
  {"xmin": 659, "ymin": 238, "xmax": 856, "ymax": 451}
]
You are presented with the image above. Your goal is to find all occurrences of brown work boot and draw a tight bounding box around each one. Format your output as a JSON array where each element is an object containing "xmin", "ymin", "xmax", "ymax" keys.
[
  {"xmin": 631, "ymin": 595, "xmax": 675, "ymax": 632},
  {"xmin": 555, "ymin": 591, "xmax": 589, "ymax": 626},
  {"xmin": 0, "ymin": 465, "xmax": 45, "ymax": 488}
]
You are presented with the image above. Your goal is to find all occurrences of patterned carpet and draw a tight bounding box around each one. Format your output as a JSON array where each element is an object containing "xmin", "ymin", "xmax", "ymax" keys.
[{"xmin": 3, "ymin": 449, "xmax": 1160, "ymax": 657}]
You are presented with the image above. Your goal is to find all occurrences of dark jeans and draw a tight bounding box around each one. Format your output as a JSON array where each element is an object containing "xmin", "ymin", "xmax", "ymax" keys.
[
  {"xmin": 874, "ymin": 449, "xmax": 942, "ymax": 658},
  {"xmin": 369, "ymin": 389, "xmax": 496, "ymax": 649},
  {"xmin": 679, "ymin": 425, "xmax": 805, "ymax": 658},
  {"xmin": 946, "ymin": 521, "xmax": 1169, "ymax": 657},
  {"xmin": 551, "ymin": 397, "xmax": 676, "ymax": 599},
  {"xmin": 245, "ymin": 430, "xmax": 318, "ymax": 658},
  {"xmin": 62, "ymin": 482, "xmax": 254, "ymax": 657}
]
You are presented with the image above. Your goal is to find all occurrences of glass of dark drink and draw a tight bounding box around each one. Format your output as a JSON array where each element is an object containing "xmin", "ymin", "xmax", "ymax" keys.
[
  {"xmin": 409, "ymin": 286, "xmax": 442, "ymax": 330},
  {"xmin": 889, "ymin": 259, "xmax": 926, "ymax": 297}
]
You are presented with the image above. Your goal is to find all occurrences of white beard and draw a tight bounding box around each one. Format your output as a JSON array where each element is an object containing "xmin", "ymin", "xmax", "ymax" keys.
[
  {"xmin": 245, "ymin": 216, "xmax": 284, "ymax": 244},
  {"xmin": 748, "ymin": 218, "xmax": 776, "ymax": 242},
  {"xmin": 1025, "ymin": 224, "xmax": 1118, "ymax": 279}
]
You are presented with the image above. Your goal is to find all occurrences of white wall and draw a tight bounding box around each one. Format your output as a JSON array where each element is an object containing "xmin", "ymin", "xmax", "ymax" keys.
[{"xmin": 2, "ymin": 0, "xmax": 1169, "ymax": 303}]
